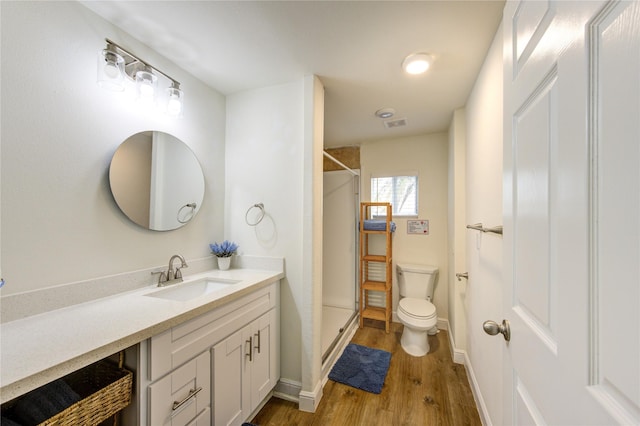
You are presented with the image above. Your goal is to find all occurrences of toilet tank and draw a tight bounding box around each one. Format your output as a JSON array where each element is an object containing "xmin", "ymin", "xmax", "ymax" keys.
[{"xmin": 396, "ymin": 263, "xmax": 439, "ymax": 301}]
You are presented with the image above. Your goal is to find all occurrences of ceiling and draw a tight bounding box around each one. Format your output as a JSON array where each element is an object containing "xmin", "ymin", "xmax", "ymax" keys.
[{"xmin": 82, "ymin": 1, "xmax": 504, "ymax": 148}]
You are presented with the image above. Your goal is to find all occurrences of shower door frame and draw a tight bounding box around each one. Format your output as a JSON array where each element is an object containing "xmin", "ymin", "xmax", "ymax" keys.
[{"xmin": 321, "ymin": 154, "xmax": 360, "ymax": 364}]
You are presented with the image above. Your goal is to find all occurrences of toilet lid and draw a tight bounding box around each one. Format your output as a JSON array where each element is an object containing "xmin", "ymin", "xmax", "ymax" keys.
[{"xmin": 399, "ymin": 298, "xmax": 436, "ymax": 319}]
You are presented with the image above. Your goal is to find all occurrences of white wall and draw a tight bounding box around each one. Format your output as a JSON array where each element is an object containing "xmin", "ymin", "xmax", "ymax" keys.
[
  {"xmin": 302, "ymin": 75, "xmax": 325, "ymax": 409},
  {"xmin": 360, "ymin": 133, "xmax": 449, "ymax": 323},
  {"xmin": 0, "ymin": 2, "xmax": 226, "ymax": 297},
  {"xmin": 2, "ymin": 1, "xmax": 324, "ymax": 406},
  {"xmin": 225, "ymin": 80, "xmax": 304, "ymax": 386},
  {"xmin": 224, "ymin": 76, "xmax": 323, "ymax": 404},
  {"xmin": 447, "ymin": 108, "xmax": 467, "ymax": 355},
  {"xmin": 464, "ymin": 23, "xmax": 504, "ymax": 426}
]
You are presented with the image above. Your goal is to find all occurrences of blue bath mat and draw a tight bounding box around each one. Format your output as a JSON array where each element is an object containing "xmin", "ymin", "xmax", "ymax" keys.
[{"xmin": 328, "ymin": 343, "xmax": 391, "ymax": 394}]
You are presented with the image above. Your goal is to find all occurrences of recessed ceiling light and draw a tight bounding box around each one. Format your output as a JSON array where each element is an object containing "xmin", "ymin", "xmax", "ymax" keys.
[
  {"xmin": 402, "ymin": 53, "xmax": 433, "ymax": 75},
  {"xmin": 375, "ymin": 108, "xmax": 395, "ymax": 119}
]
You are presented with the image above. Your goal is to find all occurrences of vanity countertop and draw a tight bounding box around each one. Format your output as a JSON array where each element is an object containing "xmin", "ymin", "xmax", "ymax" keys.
[{"xmin": 0, "ymin": 268, "xmax": 284, "ymax": 404}]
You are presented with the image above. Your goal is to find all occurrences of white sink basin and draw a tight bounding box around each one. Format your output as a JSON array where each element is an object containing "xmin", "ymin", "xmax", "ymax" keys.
[{"xmin": 146, "ymin": 278, "xmax": 241, "ymax": 302}]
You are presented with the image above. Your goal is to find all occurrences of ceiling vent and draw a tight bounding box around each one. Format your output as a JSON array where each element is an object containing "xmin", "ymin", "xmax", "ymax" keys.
[{"xmin": 384, "ymin": 118, "xmax": 407, "ymax": 129}]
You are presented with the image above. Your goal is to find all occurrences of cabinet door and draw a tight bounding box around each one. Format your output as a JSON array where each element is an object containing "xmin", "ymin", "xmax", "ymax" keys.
[
  {"xmin": 149, "ymin": 351, "xmax": 211, "ymax": 426},
  {"xmin": 213, "ymin": 309, "xmax": 279, "ymax": 426},
  {"xmin": 250, "ymin": 309, "xmax": 277, "ymax": 406},
  {"xmin": 213, "ymin": 325, "xmax": 251, "ymax": 426}
]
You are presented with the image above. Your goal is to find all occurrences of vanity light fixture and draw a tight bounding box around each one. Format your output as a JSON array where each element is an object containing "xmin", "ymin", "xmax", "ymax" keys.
[
  {"xmin": 97, "ymin": 38, "xmax": 184, "ymax": 116},
  {"xmin": 402, "ymin": 53, "xmax": 433, "ymax": 75}
]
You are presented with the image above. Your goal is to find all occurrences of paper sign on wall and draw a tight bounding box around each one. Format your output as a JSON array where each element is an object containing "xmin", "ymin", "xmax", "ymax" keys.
[{"xmin": 407, "ymin": 220, "xmax": 429, "ymax": 235}]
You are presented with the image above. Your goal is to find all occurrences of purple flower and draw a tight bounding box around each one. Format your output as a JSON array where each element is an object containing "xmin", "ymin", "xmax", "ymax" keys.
[{"xmin": 209, "ymin": 240, "xmax": 239, "ymax": 258}]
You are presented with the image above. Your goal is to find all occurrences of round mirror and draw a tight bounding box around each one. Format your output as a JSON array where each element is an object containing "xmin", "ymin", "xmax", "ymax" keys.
[{"xmin": 109, "ymin": 131, "xmax": 205, "ymax": 231}]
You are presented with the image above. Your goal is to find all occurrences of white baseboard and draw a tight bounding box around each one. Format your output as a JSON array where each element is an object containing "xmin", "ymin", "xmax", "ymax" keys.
[
  {"xmin": 445, "ymin": 320, "xmax": 466, "ymax": 365},
  {"xmin": 298, "ymin": 380, "xmax": 323, "ymax": 413},
  {"xmin": 273, "ymin": 378, "xmax": 301, "ymax": 403},
  {"xmin": 452, "ymin": 348, "xmax": 466, "ymax": 364},
  {"xmin": 437, "ymin": 317, "xmax": 449, "ymax": 332},
  {"xmin": 464, "ymin": 352, "xmax": 492, "ymax": 426}
]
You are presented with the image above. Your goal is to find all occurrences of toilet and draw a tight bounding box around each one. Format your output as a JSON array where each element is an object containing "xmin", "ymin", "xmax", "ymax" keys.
[{"xmin": 396, "ymin": 263, "xmax": 439, "ymax": 357}]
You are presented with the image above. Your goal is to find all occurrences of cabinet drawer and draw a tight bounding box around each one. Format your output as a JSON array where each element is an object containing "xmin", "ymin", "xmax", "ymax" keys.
[
  {"xmin": 186, "ymin": 407, "xmax": 210, "ymax": 426},
  {"xmin": 150, "ymin": 282, "xmax": 278, "ymax": 381},
  {"xmin": 148, "ymin": 351, "xmax": 210, "ymax": 426}
]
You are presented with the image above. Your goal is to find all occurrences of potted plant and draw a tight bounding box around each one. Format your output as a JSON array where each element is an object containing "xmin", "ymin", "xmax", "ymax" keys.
[{"xmin": 209, "ymin": 240, "xmax": 238, "ymax": 270}]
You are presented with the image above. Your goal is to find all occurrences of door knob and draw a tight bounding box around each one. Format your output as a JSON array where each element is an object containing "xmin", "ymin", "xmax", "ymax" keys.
[{"xmin": 483, "ymin": 319, "xmax": 510, "ymax": 341}]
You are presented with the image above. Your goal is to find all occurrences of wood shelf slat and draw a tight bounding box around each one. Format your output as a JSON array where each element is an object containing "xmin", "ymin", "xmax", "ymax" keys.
[
  {"xmin": 363, "ymin": 255, "xmax": 387, "ymax": 263},
  {"xmin": 362, "ymin": 280, "xmax": 388, "ymax": 291}
]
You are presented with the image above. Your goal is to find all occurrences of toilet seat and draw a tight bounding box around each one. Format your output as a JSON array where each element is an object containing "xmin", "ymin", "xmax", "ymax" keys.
[{"xmin": 399, "ymin": 298, "xmax": 436, "ymax": 320}]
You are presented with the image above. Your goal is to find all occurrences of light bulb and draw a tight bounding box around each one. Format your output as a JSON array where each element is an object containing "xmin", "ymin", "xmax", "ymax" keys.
[
  {"xmin": 402, "ymin": 53, "xmax": 433, "ymax": 75},
  {"xmin": 97, "ymin": 49, "xmax": 125, "ymax": 91},
  {"xmin": 166, "ymin": 86, "xmax": 184, "ymax": 116},
  {"xmin": 405, "ymin": 60, "xmax": 429, "ymax": 74},
  {"xmin": 136, "ymin": 70, "xmax": 157, "ymax": 104},
  {"xmin": 103, "ymin": 62, "xmax": 120, "ymax": 79},
  {"xmin": 375, "ymin": 108, "xmax": 395, "ymax": 119},
  {"xmin": 167, "ymin": 98, "xmax": 182, "ymax": 115},
  {"xmin": 140, "ymin": 82, "xmax": 154, "ymax": 97}
]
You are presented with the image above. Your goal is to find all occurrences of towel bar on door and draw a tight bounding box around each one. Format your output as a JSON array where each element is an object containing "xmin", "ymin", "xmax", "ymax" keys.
[
  {"xmin": 466, "ymin": 223, "xmax": 503, "ymax": 235},
  {"xmin": 456, "ymin": 272, "xmax": 469, "ymax": 281}
]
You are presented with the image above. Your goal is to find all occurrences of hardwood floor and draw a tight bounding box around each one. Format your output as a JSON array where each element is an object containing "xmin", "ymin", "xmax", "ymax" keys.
[{"xmin": 251, "ymin": 320, "xmax": 481, "ymax": 426}]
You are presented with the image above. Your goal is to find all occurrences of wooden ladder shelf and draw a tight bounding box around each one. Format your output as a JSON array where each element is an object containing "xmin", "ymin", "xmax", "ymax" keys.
[{"xmin": 359, "ymin": 202, "xmax": 393, "ymax": 333}]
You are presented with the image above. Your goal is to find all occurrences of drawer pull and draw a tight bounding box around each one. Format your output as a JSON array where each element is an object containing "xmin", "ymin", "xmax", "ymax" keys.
[
  {"xmin": 246, "ymin": 336, "xmax": 253, "ymax": 361},
  {"xmin": 172, "ymin": 386, "xmax": 202, "ymax": 411},
  {"xmin": 254, "ymin": 330, "xmax": 261, "ymax": 354}
]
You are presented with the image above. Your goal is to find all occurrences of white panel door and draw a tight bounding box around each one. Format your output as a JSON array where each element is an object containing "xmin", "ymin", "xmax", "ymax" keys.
[
  {"xmin": 250, "ymin": 309, "xmax": 277, "ymax": 406},
  {"xmin": 503, "ymin": 0, "xmax": 640, "ymax": 424},
  {"xmin": 213, "ymin": 326, "xmax": 250, "ymax": 426}
]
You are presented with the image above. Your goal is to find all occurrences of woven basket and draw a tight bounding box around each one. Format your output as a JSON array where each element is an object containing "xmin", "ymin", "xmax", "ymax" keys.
[{"xmin": 35, "ymin": 359, "xmax": 132, "ymax": 426}]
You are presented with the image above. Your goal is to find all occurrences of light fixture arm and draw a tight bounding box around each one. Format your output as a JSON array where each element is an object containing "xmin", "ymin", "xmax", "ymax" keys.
[{"xmin": 105, "ymin": 38, "xmax": 180, "ymax": 88}]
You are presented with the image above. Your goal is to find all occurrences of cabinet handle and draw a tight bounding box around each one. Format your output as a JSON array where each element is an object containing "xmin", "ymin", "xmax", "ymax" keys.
[
  {"xmin": 172, "ymin": 386, "xmax": 202, "ymax": 411},
  {"xmin": 246, "ymin": 336, "xmax": 253, "ymax": 361},
  {"xmin": 254, "ymin": 330, "xmax": 261, "ymax": 354}
]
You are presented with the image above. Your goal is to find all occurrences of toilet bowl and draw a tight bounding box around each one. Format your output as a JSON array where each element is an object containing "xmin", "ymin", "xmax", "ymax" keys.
[
  {"xmin": 397, "ymin": 298, "xmax": 438, "ymax": 356},
  {"xmin": 396, "ymin": 263, "xmax": 439, "ymax": 357}
]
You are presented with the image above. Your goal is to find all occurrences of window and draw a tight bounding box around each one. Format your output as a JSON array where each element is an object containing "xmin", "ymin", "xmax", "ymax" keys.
[{"xmin": 371, "ymin": 175, "xmax": 418, "ymax": 216}]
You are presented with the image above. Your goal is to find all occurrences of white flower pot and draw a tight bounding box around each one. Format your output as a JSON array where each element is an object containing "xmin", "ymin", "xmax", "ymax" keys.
[{"xmin": 217, "ymin": 256, "xmax": 231, "ymax": 270}]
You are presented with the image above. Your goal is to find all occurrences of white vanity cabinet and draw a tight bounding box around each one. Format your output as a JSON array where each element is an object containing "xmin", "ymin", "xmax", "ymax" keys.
[
  {"xmin": 141, "ymin": 282, "xmax": 279, "ymax": 426},
  {"xmin": 213, "ymin": 309, "xmax": 277, "ymax": 426}
]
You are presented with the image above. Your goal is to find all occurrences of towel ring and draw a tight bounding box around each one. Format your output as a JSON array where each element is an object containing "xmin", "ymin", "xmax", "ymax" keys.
[
  {"xmin": 177, "ymin": 203, "xmax": 197, "ymax": 224},
  {"xmin": 245, "ymin": 203, "xmax": 265, "ymax": 226}
]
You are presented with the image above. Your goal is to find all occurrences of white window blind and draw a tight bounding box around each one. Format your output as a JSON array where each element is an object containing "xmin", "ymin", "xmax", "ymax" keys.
[{"xmin": 371, "ymin": 175, "xmax": 418, "ymax": 216}]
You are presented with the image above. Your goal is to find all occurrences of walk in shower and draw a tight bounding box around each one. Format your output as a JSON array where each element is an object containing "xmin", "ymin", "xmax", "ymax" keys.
[{"xmin": 322, "ymin": 152, "xmax": 359, "ymax": 364}]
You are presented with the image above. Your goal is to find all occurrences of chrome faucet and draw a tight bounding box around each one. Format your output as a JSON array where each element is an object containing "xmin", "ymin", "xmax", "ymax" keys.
[{"xmin": 154, "ymin": 254, "xmax": 189, "ymax": 286}]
